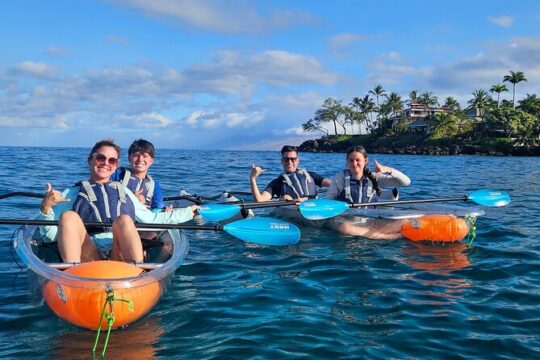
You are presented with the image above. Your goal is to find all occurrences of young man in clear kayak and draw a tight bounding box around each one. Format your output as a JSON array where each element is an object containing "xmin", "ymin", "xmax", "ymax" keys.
[
  {"xmin": 110, "ymin": 139, "xmax": 170, "ymax": 211},
  {"xmin": 250, "ymin": 145, "xmax": 331, "ymax": 202}
]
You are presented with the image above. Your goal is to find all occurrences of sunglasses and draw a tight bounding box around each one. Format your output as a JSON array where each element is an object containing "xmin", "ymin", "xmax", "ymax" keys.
[
  {"xmin": 282, "ymin": 157, "xmax": 298, "ymax": 162},
  {"xmin": 93, "ymin": 153, "xmax": 119, "ymax": 166}
]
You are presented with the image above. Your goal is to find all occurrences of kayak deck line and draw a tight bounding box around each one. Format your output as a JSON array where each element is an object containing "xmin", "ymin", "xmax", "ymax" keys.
[{"xmin": 47, "ymin": 262, "xmax": 163, "ymax": 270}]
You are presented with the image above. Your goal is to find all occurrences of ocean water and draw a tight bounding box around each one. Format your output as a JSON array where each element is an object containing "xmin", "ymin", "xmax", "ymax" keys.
[{"xmin": 0, "ymin": 146, "xmax": 538, "ymax": 359}]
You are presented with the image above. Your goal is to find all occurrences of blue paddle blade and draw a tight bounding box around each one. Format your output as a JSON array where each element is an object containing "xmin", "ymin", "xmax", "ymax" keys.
[
  {"xmin": 223, "ymin": 217, "xmax": 300, "ymax": 246},
  {"xmin": 299, "ymin": 199, "xmax": 350, "ymax": 220},
  {"xmin": 198, "ymin": 203, "xmax": 241, "ymax": 222},
  {"xmin": 467, "ymin": 189, "xmax": 511, "ymax": 207}
]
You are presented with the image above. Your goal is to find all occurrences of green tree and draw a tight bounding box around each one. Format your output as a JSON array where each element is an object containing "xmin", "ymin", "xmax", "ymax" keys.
[
  {"xmin": 351, "ymin": 95, "xmax": 376, "ymax": 133},
  {"xmin": 385, "ymin": 92, "xmax": 404, "ymax": 117},
  {"xmin": 418, "ymin": 91, "xmax": 439, "ymax": 106},
  {"xmin": 443, "ymin": 96, "xmax": 461, "ymax": 111},
  {"xmin": 467, "ymin": 89, "xmax": 492, "ymax": 119},
  {"xmin": 518, "ymin": 94, "xmax": 540, "ymax": 117},
  {"xmin": 302, "ymin": 118, "xmax": 329, "ymax": 136},
  {"xmin": 313, "ymin": 98, "xmax": 346, "ymax": 135},
  {"xmin": 503, "ymin": 71, "xmax": 527, "ymax": 108},
  {"xmin": 489, "ymin": 83, "xmax": 508, "ymax": 108},
  {"xmin": 408, "ymin": 90, "xmax": 418, "ymax": 105},
  {"xmin": 484, "ymin": 107, "xmax": 538, "ymax": 142},
  {"xmin": 369, "ymin": 85, "xmax": 386, "ymax": 110}
]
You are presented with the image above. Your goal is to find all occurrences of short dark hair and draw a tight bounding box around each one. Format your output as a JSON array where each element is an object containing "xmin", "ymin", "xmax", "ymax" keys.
[
  {"xmin": 280, "ymin": 145, "xmax": 298, "ymax": 156},
  {"xmin": 87, "ymin": 139, "xmax": 121, "ymax": 163},
  {"xmin": 128, "ymin": 139, "xmax": 155, "ymax": 158}
]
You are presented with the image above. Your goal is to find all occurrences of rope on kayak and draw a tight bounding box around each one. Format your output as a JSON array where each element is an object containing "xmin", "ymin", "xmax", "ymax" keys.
[
  {"xmin": 465, "ymin": 215, "xmax": 477, "ymax": 247},
  {"xmin": 92, "ymin": 289, "xmax": 133, "ymax": 358}
]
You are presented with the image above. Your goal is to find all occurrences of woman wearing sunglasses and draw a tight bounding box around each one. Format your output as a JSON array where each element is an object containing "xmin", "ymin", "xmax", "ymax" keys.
[{"xmin": 38, "ymin": 139, "xmax": 197, "ymax": 263}]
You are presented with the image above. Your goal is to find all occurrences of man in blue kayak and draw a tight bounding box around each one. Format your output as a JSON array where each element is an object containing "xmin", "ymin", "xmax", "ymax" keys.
[
  {"xmin": 110, "ymin": 139, "xmax": 170, "ymax": 211},
  {"xmin": 250, "ymin": 145, "xmax": 331, "ymax": 202}
]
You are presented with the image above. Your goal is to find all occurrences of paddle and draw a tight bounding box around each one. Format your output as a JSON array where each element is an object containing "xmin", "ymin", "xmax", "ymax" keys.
[
  {"xmin": 0, "ymin": 192, "xmax": 43, "ymax": 200},
  {"xmin": 0, "ymin": 217, "xmax": 300, "ymax": 246},
  {"xmin": 197, "ymin": 200, "xmax": 294, "ymax": 222},
  {"xmin": 299, "ymin": 189, "xmax": 511, "ymax": 220}
]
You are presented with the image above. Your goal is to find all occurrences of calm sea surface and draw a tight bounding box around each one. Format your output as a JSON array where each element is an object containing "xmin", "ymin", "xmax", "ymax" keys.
[{"xmin": 0, "ymin": 146, "xmax": 538, "ymax": 359}]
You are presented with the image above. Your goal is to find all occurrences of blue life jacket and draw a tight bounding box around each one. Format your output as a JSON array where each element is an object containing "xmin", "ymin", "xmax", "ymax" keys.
[
  {"xmin": 120, "ymin": 168, "xmax": 155, "ymax": 208},
  {"xmin": 336, "ymin": 170, "xmax": 376, "ymax": 205},
  {"xmin": 280, "ymin": 168, "xmax": 317, "ymax": 198},
  {"xmin": 72, "ymin": 181, "xmax": 136, "ymax": 234}
]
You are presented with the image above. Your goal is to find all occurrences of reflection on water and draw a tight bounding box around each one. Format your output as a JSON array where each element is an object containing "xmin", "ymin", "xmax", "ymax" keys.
[
  {"xmin": 52, "ymin": 317, "xmax": 164, "ymax": 360},
  {"xmin": 403, "ymin": 242, "xmax": 471, "ymax": 274}
]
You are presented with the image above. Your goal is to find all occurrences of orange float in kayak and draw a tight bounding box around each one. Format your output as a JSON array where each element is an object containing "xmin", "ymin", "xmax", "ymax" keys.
[
  {"xmin": 42, "ymin": 261, "xmax": 162, "ymax": 330},
  {"xmin": 401, "ymin": 214, "xmax": 470, "ymax": 242}
]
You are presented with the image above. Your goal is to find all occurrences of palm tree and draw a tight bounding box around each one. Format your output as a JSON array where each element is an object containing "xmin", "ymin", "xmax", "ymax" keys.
[
  {"xmin": 467, "ymin": 89, "xmax": 491, "ymax": 119},
  {"xmin": 385, "ymin": 92, "xmax": 404, "ymax": 117},
  {"xmin": 518, "ymin": 93, "xmax": 540, "ymax": 116},
  {"xmin": 489, "ymin": 83, "xmax": 509, "ymax": 108},
  {"xmin": 352, "ymin": 95, "xmax": 376, "ymax": 133},
  {"xmin": 369, "ymin": 85, "xmax": 386, "ymax": 109},
  {"xmin": 503, "ymin": 71, "xmax": 527, "ymax": 108},
  {"xmin": 408, "ymin": 90, "xmax": 418, "ymax": 105},
  {"xmin": 443, "ymin": 96, "xmax": 461, "ymax": 111},
  {"xmin": 382, "ymin": 92, "xmax": 403, "ymax": 132},
  {"xmin": 418, "ymin": 91, "xmax": 439, "ymax": 106}
]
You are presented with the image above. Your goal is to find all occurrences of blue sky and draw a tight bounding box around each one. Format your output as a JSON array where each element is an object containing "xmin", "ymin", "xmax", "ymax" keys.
[{"xmin": 1, "ymin": 0, "xmax": 539, "ymax": 150}]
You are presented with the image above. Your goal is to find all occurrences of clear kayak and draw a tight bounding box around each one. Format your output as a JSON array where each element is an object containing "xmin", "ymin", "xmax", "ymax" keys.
[
  {"xmin": 270, "ymin": 202, "xmax": 482, "ymax": 242},
  {"xmin": 12, "ymin": 225, "xmax": 188, "ymax": 330},
  {"xmin": 271, "ymin": 202, "xmax": 483, "ymax": 223},
  {"xmin": 344, "ymin": 202, "xmax": 485, "ymax": 220}
]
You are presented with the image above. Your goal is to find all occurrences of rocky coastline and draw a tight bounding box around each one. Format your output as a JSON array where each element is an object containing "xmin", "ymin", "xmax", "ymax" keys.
[{"xmin": 298, "ymin": 136, "xmax": 540, "ymax": 156}]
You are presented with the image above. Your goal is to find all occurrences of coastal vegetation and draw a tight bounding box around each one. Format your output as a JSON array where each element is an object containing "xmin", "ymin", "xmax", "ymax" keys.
[{"xmin": 300, "ymin": 71, "xmax": 540, "ymax": 155}]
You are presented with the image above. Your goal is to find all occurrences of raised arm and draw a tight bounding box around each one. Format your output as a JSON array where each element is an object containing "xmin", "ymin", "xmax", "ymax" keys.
[
  {"xmin": 373, "ymin": 160, "xmax": 411, "ymax": 187},
  {"xmin": 38, "ymin": 184, "xmax": 75, "ymax": 242},
  {"xmin": 250, "ymin": 164, "xmax": 272, "ymax": 202}
]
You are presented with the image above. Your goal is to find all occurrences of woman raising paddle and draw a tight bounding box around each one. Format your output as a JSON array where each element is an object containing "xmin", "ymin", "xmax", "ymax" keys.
[
  {"xmin": 326, "ymin": 145, "xmax": 411, "ymax": 239},
  {"xmin": 38, "ymin": 139, "xmax": 197, "ymax": 264}
]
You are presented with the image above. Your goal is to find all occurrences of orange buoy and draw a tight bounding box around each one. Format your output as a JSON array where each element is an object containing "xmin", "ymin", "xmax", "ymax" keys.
[
  {"xmin": 401, "ymin": 214, "xmax": 470, "ymax": 243},
  {"xmin": 42, "ymin": 261, "xmax": 162, "ymax": 330}
]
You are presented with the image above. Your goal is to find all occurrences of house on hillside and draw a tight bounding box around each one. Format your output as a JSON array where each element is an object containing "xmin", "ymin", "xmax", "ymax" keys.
[{"xmin": 390, "ymin": 102, "xmax": 453, "ymax": 135}]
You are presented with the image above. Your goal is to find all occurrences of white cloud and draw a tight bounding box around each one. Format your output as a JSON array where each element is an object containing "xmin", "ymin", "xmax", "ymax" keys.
[
  {"xmin": 44, "ymin": 46, "xmax": 68, "ymax": 56},
  {"xmin": 183, "ymin": 110, "xmax": 264, "ymax": 129},
  {"xmin": 107, "ymin": 35, "xmax": 129, "ymax": 45},
  {"xmin": 327, "ymin": 33, "xmax": 375, "ymax": 59},
  {"xmin": 13, "ymin": 61, "xmax": 58, "ymax": 77},
  {"xmin": 487, "ymin": 16, "xmax": 514, "ymax": 28},
  {"xmin": 107, "ymin": 0, "xmax": 318, "ymax": 34},
  {"xmin": 327, "ymin": 33, "xmax": 372, "ymax": 48}
]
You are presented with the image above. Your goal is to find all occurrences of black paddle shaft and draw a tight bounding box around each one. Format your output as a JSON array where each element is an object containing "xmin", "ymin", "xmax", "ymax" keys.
[
  {"xmin": 0, "ymin": 192, "xmax": 43, "ymax": 200},
  {"xmin": 0, "ymin": 218, "xmax": 225, "ymax": 231}
]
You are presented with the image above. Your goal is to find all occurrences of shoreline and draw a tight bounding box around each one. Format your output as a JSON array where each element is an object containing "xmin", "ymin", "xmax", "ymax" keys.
[{"xmin": 298, "ymin": 136, "xmax": 540, "ymax": 156}]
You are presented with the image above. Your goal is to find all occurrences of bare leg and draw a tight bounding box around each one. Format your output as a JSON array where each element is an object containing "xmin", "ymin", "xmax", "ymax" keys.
[
  {"xmin": 110, "ymin": 215, "xmax": 143, "ymax": 262},
  {"xmin": 336, "ymin": 219, "xmax": 405, "ymax": 240},
  {"xmin": 58, "ymin": 210, "xmax": 101, "ymax": 263}
]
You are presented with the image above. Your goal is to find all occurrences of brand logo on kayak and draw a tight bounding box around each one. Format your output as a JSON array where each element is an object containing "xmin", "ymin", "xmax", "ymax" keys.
[
  {"xmin": 270, "ymin": 222, "xmax": 290, "ymax": 230},
  {"xmin": 302, "ymin": 202, "xmax": 316, "ymax": 207},
  {"xmin": 56, "ymin": 284, "xmax": 67, "ymax": 303},
  {"xmin": 410, "ymin": 219, "xmax": 420, "ymax": 229}
]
